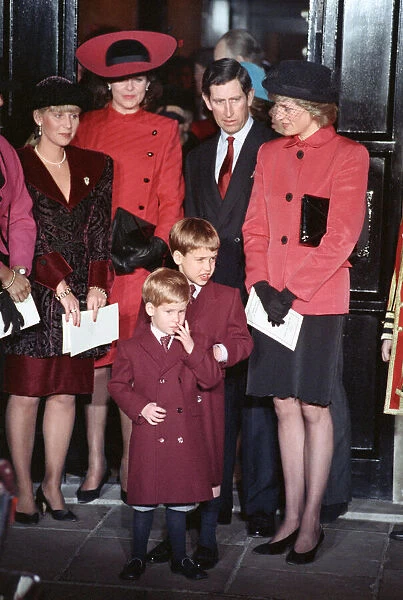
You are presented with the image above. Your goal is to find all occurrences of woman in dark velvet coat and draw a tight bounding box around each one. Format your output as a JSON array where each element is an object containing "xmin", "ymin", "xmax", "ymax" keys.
[{"xmin": 4, "ymin": 77, "xmax": 113, "ymax": 524}]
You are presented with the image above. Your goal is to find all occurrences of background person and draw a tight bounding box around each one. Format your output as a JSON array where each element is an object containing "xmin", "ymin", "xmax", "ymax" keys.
[
  {"xmin": 381, "ymin": 218, "xmax": 403, "ymax": 540},
  {"xmin": 243, "ymin": 60, "xmax": 369, "ymax": 564},
  {"xmin": 74, "ymin": 30, "xmax": 184, "ymax": 503},
  {"xmin": 4, "ymin": 76, "xmax": 113, "ymax": 524},
  {"xmin": 214, "ymin": 28, "xmax": 271, "ymax": 124},
  {"xmin": 0, "ymin": 70, "xmax": 36, "ymax": 390}
]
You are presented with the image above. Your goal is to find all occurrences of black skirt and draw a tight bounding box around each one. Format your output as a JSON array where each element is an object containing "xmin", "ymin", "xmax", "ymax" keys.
[{"xmin": 247, "ymin": 314, "xmax": 346, "ymax": 406}]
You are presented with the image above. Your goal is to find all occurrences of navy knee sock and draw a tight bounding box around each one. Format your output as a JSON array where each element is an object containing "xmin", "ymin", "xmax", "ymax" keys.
[
  {"xmin": 132, "ymin": 509, "xmax": 154, "ymax": 560},
  {"xmin": 198, "ymin": 496, "xmax": 220, "ymax": 549},
  {"xmin": 166, "ymin": 508, "xmax": 187, "ymax": 561}
]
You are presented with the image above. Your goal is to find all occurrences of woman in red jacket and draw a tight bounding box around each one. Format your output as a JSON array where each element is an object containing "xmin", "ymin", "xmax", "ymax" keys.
[
  {"xmin": 74, "ymin": 31, "xmax": 184, "ymax": 503},
  {"xmin": 242, "ymin": 61, "xmax": 369, "ymax": 564}
]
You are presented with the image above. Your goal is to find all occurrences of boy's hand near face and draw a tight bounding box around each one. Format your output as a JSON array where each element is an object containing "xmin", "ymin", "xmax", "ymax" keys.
[
  {"xmin": 175, "ymin": 319, "xmax": 194, "ymax": 354},
  {"xmin": 141, "ymin": 402, "xmax": 167, "ymax": 425}
]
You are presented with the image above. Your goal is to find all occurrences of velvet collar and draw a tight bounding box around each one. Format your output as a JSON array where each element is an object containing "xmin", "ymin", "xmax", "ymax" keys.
[
  {"xmin": 18, "ymin": 145, "xmax": 106, "ymax": 209},
  {"xmin": 284, "ymin": 125, "xmax": 336, "ymax": 149}
]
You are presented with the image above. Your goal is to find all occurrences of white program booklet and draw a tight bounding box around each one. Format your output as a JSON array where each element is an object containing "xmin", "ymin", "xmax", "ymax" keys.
[
  {"xmin": 245, "ymin": 287, "xmax": 303, "ymax": 351},
  {"xmin": 0, "ymin": 293, "xmax": 40, "ymax": 338},
  {"xmin": 62, "ymin": 303, "xmax": 119, "ymax": 357}
]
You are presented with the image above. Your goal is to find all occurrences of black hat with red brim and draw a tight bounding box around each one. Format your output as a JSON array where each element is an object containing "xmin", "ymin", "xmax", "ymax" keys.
[{"xmin": 76, "ymin": 30, "xmax": 177, "ymax": 79}]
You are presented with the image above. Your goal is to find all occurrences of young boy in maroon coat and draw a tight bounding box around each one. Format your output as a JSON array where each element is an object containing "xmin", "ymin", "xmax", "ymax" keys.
[
  {"xmin": 147, "ymin": 218, "xmax": 253, "ymax": 570},
  {"xmin": 108, "ymin": 268, "xmax": 223, "ymax": 582}
]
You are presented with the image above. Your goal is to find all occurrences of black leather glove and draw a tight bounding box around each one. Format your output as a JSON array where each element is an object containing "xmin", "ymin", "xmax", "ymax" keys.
[
  {"xmin": 112, "ymin": 236, "xmax": 169, "ymax": 275},
  {"xmin": 0, "ymin": 289, "xmax": 24, "ymax": 334},
  {"xmin": 254, "ymin": 281, "xmax": 296, "ymax": 326}
]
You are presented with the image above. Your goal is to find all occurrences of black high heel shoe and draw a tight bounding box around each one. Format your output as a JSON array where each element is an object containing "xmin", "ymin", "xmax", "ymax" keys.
[
  {"xmin": 76, "ymin": 469, "xmax": 111, "ymax": 504},
  {"xmin": 286, "ymin": 528, "xmax": 325, "ymax": 565},
  {"xmin": 15, "ymin": 511, "xmax": 40, "ymax": 525},
  {"xmin": 253, "ymin": 529, "xmax": 299, "ymax": 555},
  {"xmin": 35, "ymin": 485, "xmax": 77, "ymax": 522}
]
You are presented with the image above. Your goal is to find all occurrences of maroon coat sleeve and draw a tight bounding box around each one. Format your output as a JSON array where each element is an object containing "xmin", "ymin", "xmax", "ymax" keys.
[{"xmin": 218, "ymin": 287, "xmax": 253, "ymax": 367}]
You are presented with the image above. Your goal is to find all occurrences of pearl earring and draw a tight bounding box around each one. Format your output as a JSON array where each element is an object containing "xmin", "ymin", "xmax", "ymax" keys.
[
  {"xmin": 107, "ymin": 83, "xmax": 111, "ymax": 91},
  {"xmin": 146, "ymin": 85, "xmax": 150, "ymax": 92},
  {"xmin": 38, "ymin": 123, "xmax": 42, "ymax": 137}
]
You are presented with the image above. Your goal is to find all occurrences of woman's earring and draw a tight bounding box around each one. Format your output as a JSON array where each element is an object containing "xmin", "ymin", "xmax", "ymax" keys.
[
  {"xmin": 107, "ymin": 83, "xmax": 111, "ymax": 91},
  {"xmin": 38, "ymin": 123, "xmax": 42, "ymax": 137},
  {"xmin": 146, "ymin": 84, "xmax": 150, "ymax": 92}
]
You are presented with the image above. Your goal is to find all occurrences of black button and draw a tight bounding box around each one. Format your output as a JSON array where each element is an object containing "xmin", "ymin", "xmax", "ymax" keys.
[
  {"xmin": 139, "ymin": 205, "xmax": 145, "ymax": 210},
  {"xmin": 143, "ymin": 178, "xmax": 150, "ymax": 183},
  {"xmin": 40, "ymin": 259, "xmax": 47, "ymax": 265},
  {"xmin": 281, "ymin": 236, "xmax": 288, "ymax": 244},
  {"xmin": 177, "ymin": 407, "xmax": 183, "ymax": 413},
  {"xmin": 147, "ymin": 152, "xmax": 154, "ymax": 157},
  {"xmin": 152, "ymin": 130, "xmax": 158, "ymax": 135},
  {"xmin": 285, "ymin": 193, "xmax": 293, "ymax": 202},
  {"xmin": 296, "ymin": 150, "xmax": 304, "ymax": 159}
]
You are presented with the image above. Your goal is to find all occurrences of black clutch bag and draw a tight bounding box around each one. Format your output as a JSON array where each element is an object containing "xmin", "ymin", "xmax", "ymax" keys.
[
  {"xmin": 299, "ymin": 194, "xmax": 330, "ymax": 247},
  {"xmin": 111, "ymin": 207, "xmax": 168, "ymax": 275}
]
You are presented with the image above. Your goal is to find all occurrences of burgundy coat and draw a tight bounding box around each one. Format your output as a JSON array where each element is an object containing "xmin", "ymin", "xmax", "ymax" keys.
[
  {"xmin": 5, "ymin": 145, "xmax": 113, "ymax": 359},
  {"xmin": 108, "ymin": 326, "xmax": 223, "ymax": 505},
  {"xmin": 136, "ymin": 280, "xmax": 253, "ymax": 487},
  {"xmin": 185, "ymin": 281, "xmax": 253, "ymax": 485}
]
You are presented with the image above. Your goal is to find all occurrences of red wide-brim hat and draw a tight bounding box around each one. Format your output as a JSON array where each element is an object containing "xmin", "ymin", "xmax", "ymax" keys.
[{"xmin": 76, "ymin": 30, "xmax": 177, "ymax": 79}]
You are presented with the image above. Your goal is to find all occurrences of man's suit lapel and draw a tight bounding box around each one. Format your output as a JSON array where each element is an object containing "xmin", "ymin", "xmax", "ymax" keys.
[
  {"xmin": 200, "ymin": 135, "xmax": 223, "ymax": 220},
  {"xmin": 217, "ymin": 122, "xmax": 262, "ymax": 228}
]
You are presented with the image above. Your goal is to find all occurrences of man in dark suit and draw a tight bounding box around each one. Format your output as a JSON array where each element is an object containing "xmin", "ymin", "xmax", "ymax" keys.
[{"xmin": 184, "ymin": 58, "xmax": 279, "ymax": 536}]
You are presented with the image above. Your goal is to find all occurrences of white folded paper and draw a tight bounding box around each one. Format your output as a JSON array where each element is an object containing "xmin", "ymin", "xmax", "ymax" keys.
[
  {"xmin": 245, "ymin": 286, "xmax": 303, "ymax": 351},
  {"xmin": 62, "ymin": 303, "xmax": 119, "ymax": 357},
  {"xmin": 0, "ymin": 293, "xmax": 40, "ymax": 338}
]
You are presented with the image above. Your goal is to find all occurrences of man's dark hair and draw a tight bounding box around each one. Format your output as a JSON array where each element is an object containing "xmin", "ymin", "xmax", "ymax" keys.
[{"xmin": 202, "ymin": 58, "xmax": 252, "ymax": 98}]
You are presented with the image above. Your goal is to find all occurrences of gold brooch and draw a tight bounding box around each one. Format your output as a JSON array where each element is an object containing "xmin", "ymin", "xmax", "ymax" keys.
[{"xmin": 84, "ymin": 177, "xmax": 89, "ymax": 185}]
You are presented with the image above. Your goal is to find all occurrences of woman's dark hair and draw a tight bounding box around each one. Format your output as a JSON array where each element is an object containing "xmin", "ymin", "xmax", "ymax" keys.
[
  {"xmin": 202, "ymin": 58, "xmax": 252, "ymax": 98},
  {"xmin": 79, "ymin": 70, "xmax": 109, "ymax": 110}
]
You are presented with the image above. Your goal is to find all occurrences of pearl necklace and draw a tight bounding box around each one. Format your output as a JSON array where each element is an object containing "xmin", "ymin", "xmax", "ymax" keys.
[{"xmin": 34, "ymin": 145, "xmax": 67, "ymax": 168}]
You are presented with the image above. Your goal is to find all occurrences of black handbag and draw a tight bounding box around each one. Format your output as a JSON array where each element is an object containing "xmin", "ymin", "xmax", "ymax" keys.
[
  {"xmin": 111, "ymin": 207, "xmax": 168, "ymax": 275},
  {"xmin": 299, "ymin": 194, "xmax": 329, "ymax": 247}
]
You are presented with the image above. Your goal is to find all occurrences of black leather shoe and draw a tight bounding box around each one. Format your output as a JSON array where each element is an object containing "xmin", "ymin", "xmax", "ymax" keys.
[
  {"xmin": 171, "ymin": 557, "xmax": 208, "ymax": 580},
  {"xmin": 247, "ymin": 511, "xmax": 275, "ymax": 537},
  {"xmin": 217, "ymin": 507, "xmax": 232, "ymax": 525},
  {"xmin": 146, "ymin": 538, "xmax": 172, "ymax": 563},
  {"xmin": 253, "ymin": 529, "xmax": 299, "ymax": 555},
  {"xmin": 119, "ymin": 557, "xmax": 145, "ymax": 581},
  {"xmin": 76, "ymin": 469, "xmax": 110, "ymax": 504},
  {"xmin": 192, "ymin": 544, "xmax": 219, "ymax": 569},
  {"xmin": 390, "ymin": 529, "xmax": 403, "ymax": 540},
  {"xmin": 286, "ymin": 528, "xmax": 325, "ymax": 565},
  {"xmin": 15, "ymin": 511, "xmax": 40, "ymax": 525},
  {"xmin": 320, "ymin": 502, "xmax": 348, "ymax": 523}
]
